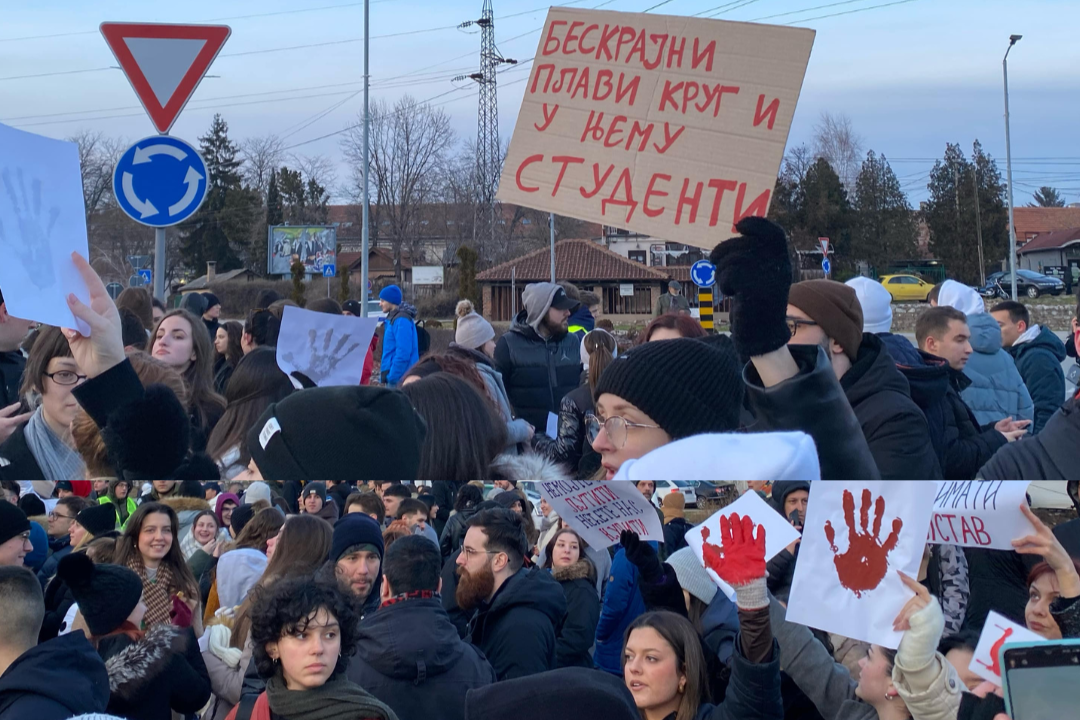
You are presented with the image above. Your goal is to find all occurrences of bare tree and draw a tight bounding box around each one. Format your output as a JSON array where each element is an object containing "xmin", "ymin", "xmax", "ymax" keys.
[
  {"xmin": 240, "ymin": 134, "xmax": 285, "ymax": 199},
  {"xmin": 341, "ymin": 95, "xmax": 455, "ymax": 280},
  {"xmin": 290, "ymin": 153, "xmax": 338, "ymax": 203},
  {"xmin": 812, "ymin": 112, "xmax": 863, "ymax": 193},
  {"xmin": 69, "ymin": 131, "xmax": 123, "ymax": 237}
]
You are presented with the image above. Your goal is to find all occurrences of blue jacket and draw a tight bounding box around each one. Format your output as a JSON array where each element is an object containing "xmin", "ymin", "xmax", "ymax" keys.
[
  {"xmin": 878, "ymin": 331, "xmax": 923, "ymax": 367},
  {"xmin": 1006, "ymin": 325, "xmax": 1067, "ymax": 435},
  {"xmin": 381, "ymin": 307, "xmax": 419, "ymax": 386},
  {"xmin": 594, "ymin": 546, "xmax": 650, "ymax": 675},
  {"xmin": 567, "ymin": 305, "xmax": 595, "ymax": 335},
  {"xmin": 960, "ymin": 312, "xmax": 1034, "ymax": 426}
]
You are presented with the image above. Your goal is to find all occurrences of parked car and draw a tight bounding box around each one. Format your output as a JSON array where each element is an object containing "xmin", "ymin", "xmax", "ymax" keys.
[
  {"xmin": 879, "ymin": 274, "xmax": 935, "ymax": 302},
  {"xmin": 986, "ymin": 270, "xmax": 1065, "ymax": 298},
  {"xmin": 651, "ymin": 481, "xmax": 697, "ymax": 509},
  {"xmin": 693, "ymin": 481, "xmax": 738, "ymax": 506}
]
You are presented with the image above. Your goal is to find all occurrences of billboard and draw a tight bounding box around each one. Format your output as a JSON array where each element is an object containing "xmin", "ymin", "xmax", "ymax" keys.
[
  {"xmin": 268, "ymin": 225, "xmax": 337, "ymax": 276},
  {"xmin": 413, "ymin": 266, "xmax": 445, "ymax": 286}
]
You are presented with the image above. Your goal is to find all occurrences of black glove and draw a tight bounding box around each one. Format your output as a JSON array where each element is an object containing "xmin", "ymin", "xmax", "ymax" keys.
[
  {"xmin": 709, "ymin": 216, "xmax": 792, "ymax": 360},
  {"xmin": 290, "ymin": 371, "xmax": 318, "ymax": 389},
  {"xmin": 620, "ymin": 530, "xmax": 663, "ymax": 585}
]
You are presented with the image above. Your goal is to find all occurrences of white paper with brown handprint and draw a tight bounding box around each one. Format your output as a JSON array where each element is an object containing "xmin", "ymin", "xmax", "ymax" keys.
[{"xmin": 276, "ymin": 305, "xmax": 377, "ymax": 388}]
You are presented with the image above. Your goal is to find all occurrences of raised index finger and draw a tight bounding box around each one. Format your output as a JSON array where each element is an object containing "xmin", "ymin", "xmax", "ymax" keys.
[{"xmin": 71, "ymin": 251, "xmax": 107, "ymax": 299}]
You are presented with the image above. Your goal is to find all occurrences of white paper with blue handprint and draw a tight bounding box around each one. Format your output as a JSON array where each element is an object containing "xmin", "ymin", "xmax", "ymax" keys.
[
  {"xmin": 0, "ymin": 123, "xmax": 90, "ymax": 334},
  {"xmin": 276, "ymin": 305, "xmax": 378, "ymax": 388}
]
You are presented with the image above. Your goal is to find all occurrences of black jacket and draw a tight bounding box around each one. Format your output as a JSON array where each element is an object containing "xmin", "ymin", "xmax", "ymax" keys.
[
  {"xmin": 533, "ymin": 383, "xmax": 601, "ymax": 479},
  {"xmin": 0, "ymin": 422, "xmax": 45, "ymax": 482},
  {"xmin": 902, "ymin": 352, "xmax": 1006, "ymax": 480},
  {"xmin": 962, "ymin": 547, "xmax": 1041, "ymax": 633},
  {"xmin": 0, "ymin": 632, "xmax": 110, "ymax": 720},
  {"xmin": 744, "ymin": 345, "xmax": 880, "ymax": 480},
  {"xmin": 551, "ymin": 560, "xmax": 600, "ymax": 668},
  {"xmin": 36, "ymin": 536, "xmax": 72, "ymax": 588},
  {"xmin": 349, "ymin": 595, "xmax": 496, "ymax": 720},
  {"xmin": 439, "ymin": 502, "xmax": 495, "ymax": 561},
  {"xmin": 493, "ymin": 312, "xmax": 582, "ymax": 431},
  {"xmin": 0, "ymin": 349, "xmax": 24, "ymax": 408},
  {"xmin": 39, "ymin": 573, "xmax": 77, "ymax": 642},
  {"xmin": 98, "ymin": 624, "xmax": 212, "ymax": 720},
  {"xmin": 327, "ymin": 482, "xmax": 354, "ymax": 517},
  {"xmin": 978, "ymin": 396, "xmax": 1079, "ymax": 480},
  {"xmin": 430, "ymin": 481, "xmax": 461, "ymax": 538},
  {"xmin": 662, "ymin": 517, "xmax": 693, "ymax": 554},
  {"xmin": 839, "ymin": 334, "xmax": 942, "ymax": 480},
  {"xmin": 465, "ymin": 565, "xmax": 568, "ymax": 680}
]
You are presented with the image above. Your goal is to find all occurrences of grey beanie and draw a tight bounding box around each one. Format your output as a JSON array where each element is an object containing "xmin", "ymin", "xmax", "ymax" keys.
[
  {"xmin": 666, "ymin": 546, "xmax": 717, "ymax": 604},
  {"xmin": 455, "ymin": 300, "xmax": 495, "ymax": 349}
]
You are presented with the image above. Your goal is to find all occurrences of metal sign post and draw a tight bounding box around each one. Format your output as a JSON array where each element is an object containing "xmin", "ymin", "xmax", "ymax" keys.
[{"xmin": 698, "ymin": 287, "xmax": 714, "ymax": 332}]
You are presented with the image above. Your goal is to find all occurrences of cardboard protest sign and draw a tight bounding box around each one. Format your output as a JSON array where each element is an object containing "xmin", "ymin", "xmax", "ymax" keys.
[
  {"xmin": 929, "ymin": 481, "xmax": 1035, "ymax": 551},
  {"xmin": 0, "ymin": 123, "xmax": 91, "ymax": 333},
  {"xmin": 497, "ymin": 8, "xmax": 815, "ymax": 250},
  {"xmin": 686, "ymin": 490, "xmax": 801, "ymax": 601},
  {"xmin": 970, "ymin": 611, "xmax": 1043, "ymax": 686},
  {"xmin": 786, "ymin": 481, "xmax": 935, "ymax": 648},
  {"xmin": 538, "ymin": 480, "xmax": 663, "ymax": 549},
  {"xmin": 276, "ymin": 305, "xmax": 378, "ymax": 388}
]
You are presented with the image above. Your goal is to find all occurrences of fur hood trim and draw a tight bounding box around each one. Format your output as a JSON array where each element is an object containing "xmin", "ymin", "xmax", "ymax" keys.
[
  {"xmin": 104, "ymin": 624, "xmax": 185, "ymax": 699},
  {"xmin": 28, "ymin": 514, "xmax": 48, "ymax": 526},
  {"xmin": 490, "ymin": 452, "xmax": 572, "ymax": 482},
  {"xmin": 159, "ymin": 496, "xmax": 210, "ymax": 514},
  {"xmin": 552, "ymin": 558, "xmax": 596, "ymax": 584}
]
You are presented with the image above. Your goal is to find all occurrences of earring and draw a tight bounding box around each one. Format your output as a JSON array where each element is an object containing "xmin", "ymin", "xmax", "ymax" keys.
[{"xmin": 885, "ymin": 693, "xmax": 895, "ymax": 702}]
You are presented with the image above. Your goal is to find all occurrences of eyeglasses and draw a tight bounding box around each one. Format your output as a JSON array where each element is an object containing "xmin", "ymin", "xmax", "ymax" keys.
[
  {"xmin": 462, "ymin": 547, "xmax": 500, "ymax": 561},
  {"xmin": 44, "ymin": 370, "xmax": 87, "ymax": 386},
  {"xmin": 585, "ymin": 414, "xmax": 661, "ymax": 449},
  {"xmin": 786, "ymin": 317, "xmax": 818, "ymax": 338},
  {"xmin": 48, "ymin": 511, "xmax": 75, "ymax": 520}
]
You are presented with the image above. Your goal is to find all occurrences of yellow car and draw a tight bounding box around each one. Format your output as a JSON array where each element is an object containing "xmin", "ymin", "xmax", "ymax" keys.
[{"xmin": 879, "ymin": 274, "xmax": 934, "ymax": 302}]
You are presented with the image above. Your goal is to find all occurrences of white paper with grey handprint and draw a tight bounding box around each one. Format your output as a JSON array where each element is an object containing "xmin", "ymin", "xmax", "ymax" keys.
[
  {"xmin": 0, "ymin": 123, "xmax": 90, "ymax": 333},
  {"xmin": 276, "ymin": 305, "xmax": 378, "ymax": 388}
]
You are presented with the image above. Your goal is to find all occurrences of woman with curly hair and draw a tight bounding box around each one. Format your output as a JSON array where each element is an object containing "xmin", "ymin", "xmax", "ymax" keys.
[{"xmin": 226, "ymin": 576, "xmax": 397, "ymax": 720}]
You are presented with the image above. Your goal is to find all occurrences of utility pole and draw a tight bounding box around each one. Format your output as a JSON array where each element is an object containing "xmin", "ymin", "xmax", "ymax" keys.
[
  {"xmin": 973, "ymin": 168, "xmax": 985, "ymax": 287},
  {"xmin": 1004, "ymin": 34, "xmax": 1022, "ymax": 300},
  {"xmin": 360, "ymin": 0, "xmax": 371, "ymax": 316},
  {"xmin": 953, "ymin": 163, "xmax": 962, "ymax": 262},
  {"xmin": 549, "ymin": 212, "xmax": 555, "ymax": 282}
]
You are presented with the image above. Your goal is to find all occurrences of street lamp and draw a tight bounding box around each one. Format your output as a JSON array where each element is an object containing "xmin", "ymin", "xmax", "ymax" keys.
[{"xmin": 1003, "ymin": 34, "xmax": 1022, "ymax": 300}]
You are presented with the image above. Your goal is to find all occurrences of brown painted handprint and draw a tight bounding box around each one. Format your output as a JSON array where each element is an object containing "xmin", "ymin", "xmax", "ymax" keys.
[{"xmin": 824, "ymin": 488, "xmax": 903, "ymax": 598}]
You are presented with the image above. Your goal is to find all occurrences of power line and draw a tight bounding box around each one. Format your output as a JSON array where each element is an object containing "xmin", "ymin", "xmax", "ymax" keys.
[
  {"xmin": 644, "ymin": 0, "xmax": 679, "ymax": 11},
  {"xmin": 707, "ymin": 0, "xmax": 765, "ymax": 18},
  {"xmin": 783, "ymin": 0, "xmax": 920, "ymax": 24},
  {"xmin": 751, "ymin": 0, "xmax": 870, "ymax": 22}
]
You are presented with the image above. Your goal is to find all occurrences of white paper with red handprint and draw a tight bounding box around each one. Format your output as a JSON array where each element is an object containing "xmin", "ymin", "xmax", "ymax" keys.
[
  {"xmin": 686, "ymin": 490, "xmax": 801, "ymax": 601},
  {"xmin": 969, "ymin": 611, "xmax": 1043, "ymax": 686},
  {"xmin": 786, "ymin": 481, "xmax": 935, "ymax": 648}
]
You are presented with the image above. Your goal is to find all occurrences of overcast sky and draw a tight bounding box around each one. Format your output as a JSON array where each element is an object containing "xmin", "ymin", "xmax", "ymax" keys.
[{"xmin": 3, "ymin": 0, "xmax": 1078, "ymax": 206}]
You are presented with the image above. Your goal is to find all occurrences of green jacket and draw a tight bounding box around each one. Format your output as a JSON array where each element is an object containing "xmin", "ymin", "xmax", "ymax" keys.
[
  {"xmin": 98, "ymin": 494, "xmax": 138, "ymax": 530},
  {"xmin": 654, "ymin": 292, "xmax": 690, "ymax": 317}
]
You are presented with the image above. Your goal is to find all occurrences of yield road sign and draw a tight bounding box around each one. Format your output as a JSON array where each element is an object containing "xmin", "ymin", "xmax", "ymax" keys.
[
  {"xmin": 818, "ymin": 236, "xmax": 830, "ymax": 255},
  {"xmin": 100, "ymin": 23, "xmax": 231, "ymax": 134},
  {"xmin": 138, "ymin": 269, "xmax": 153, "ymax": 286},
  {"xmin": 322, "ymin": 264, "xmax": 337, "ymax": 278},
  {"xmin": 114, "ymin": 136, "xmax": 207, "ymax": 227},
  {"xmin": 690, "ymin": 259, "xmax": 716, "ymax": 288}
]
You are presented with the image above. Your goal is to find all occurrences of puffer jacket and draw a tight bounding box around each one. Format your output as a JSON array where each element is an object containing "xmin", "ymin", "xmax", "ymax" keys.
[
  {"xmin": 960, "ymin": 312, "xmax": 1034, "ymax": 426},
  {"xmin": 533, "ymin": 383, "xmax": 601, "ymax": 478},
  {"xmin": 978, "ymin": 396, "xmax": 1079, "ymax": 480},
  {"xmin": 877, "ymin": 331, "xmax": 923, "ymax": 366},
  {"xmin": 0, "ymin": 631, "xmax": 110, "ymax": 720},
  {"xmin": 493, "ymin": 310, "xmax": 582, "ymax": 431},
  {"xmin": 448, "ymin": 343, "xmax": 532, "ymax": 447},
  {"xmin": 1006, "ymin": 325, "xmax": 1067, "ymax": 434},
  {"xmin": 381, "ymin": 307, "xmax": 419, "ymax": 386},
  {"xmin": 551, "ymin": 559, "xmax": 600, "ymax": 669}
]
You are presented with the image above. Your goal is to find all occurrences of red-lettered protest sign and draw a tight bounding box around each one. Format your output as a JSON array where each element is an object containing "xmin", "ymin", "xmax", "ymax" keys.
[
  {"xmin": 538, "ymin": 480, "xmax": 663, "ymax": 549},
  {"xmin": 497, "ymin": 8, "xmax": 815, "ymax": 250},
  {"xmin": 928, "ymin": 481, "xmax": 1034, "ymax": 551}
]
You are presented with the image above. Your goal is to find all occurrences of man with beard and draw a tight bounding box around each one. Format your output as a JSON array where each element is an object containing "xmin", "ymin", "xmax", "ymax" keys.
[
  {"xmin": 494, "ymin": 282, "xmax": 582, "ymax": 431},
  {"xmin": 323, "ymin": 513, "xmax": 385, "ymax": 618},
  {"xmin": 456, "ymin": 507, "xmax": 567, "ymax": 681}
]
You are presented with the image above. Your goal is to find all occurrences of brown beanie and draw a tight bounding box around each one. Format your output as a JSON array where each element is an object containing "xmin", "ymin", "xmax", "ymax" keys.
[
  {"xmin": 787, "ymin": 280, "xmax": 864, "ymax": 362},
  {"xmin": 662, "ymin": 491, "xmax": 685, "ymax": 523}
]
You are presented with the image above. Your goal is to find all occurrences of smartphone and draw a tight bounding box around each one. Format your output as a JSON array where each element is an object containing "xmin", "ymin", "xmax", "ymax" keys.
[
  {"xmin": 788, "ymin": 510, "xmax": 801, "ymax": 530},
  {"xmin": 1002, "ymin": 639, "xmax": 1080, "ymax": 720}
]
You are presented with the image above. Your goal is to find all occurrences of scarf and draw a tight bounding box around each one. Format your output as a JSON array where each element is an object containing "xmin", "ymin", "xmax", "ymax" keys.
[
  {"xmin": 180, "ymin": 525, "xmax": 203, "ymax": 561},
  {"xmin": 266, "ymin": 670, "xmax": 398, "ymax": 720},
  {"xmin": 126, "ymin": 555, "xmax": 175, "ymax": 628},
  {"xmin": 24, "ymin": 407, "xmax": 84, "ymax": 481}
]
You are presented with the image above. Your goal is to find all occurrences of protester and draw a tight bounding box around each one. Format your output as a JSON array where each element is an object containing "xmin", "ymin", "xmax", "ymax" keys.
[
  {"xmin": 300, "ymin": 482, "xmax": 340, "ymax": 523},
  {"xmin": 1013, "ymin": 504, "xmax": 1080, "ymax": 640},
  {"xmin": 786, "ymin": 279, "xmax": 941, "ymax": 479},
  {"xmin": 229, "ymin": 577, "xmax": 397, "ymax": 720},
  {"xmin": 36, "ymin": 495, "xmax": 89, "ymax": 585},
  {"xmin": 493, "ymin": 282, "xmax": 582, "ymax": 430},
  {"xmin": 350, "ymin": 535, "xmax": 496, "ymax": 720},
  {"xmin": 0, "ymin": 501, "xmax": 33, "ymax": 566},
  {"xmin": 347, "ymin": 492, "xmax": 386, "ymax": 524},
  {"xmin": 151, "ymin": 296, "xmax": 166, "ymax": 325},
  {"xmin": 922, "ymin": 544, "xmax": 970, "ymax": 639},
  {"xmin": 58, "ymin": 552, "xmax": 212, "ymax": 720},
  {"xmin": 394, "ymin": 497, "xmax": 439, "ymax": 548},
  {"xmin": 0, "ymin": 326, "xmax": 88, "ymax": 482},
  {"xmin": 120, "ymin": 308, "xmax": 148, "ymax": 351},
  {"xmin": 215, "ymin": 492, "xmax": 241, "ymax": 535},
  {"xmin": 241, "ymin": 308, "xmax": 282, "ymax": 354},
  {"xmin": 180, "ymin": 292, "xmax": 208, "ymax": 323},
  {"xmin": 379, "ymin": 285, "xmax": 419, "ymax": 387},
  {"xmin": 936, "ymin": 280, "xmax": 1033, "ymax": 426},
  {"xmin": 322, "ymin": 513, "xmax": 385, "ymax": 618},
  {"xmin": 566, "ymin": 287, "xmax": 596, "ymax": 337},
  {"xmin": 440, "ymin": 484, "xmax": 486, "ymax": 559},
  {"xmin": 203, "ymin": 293, "xmax": 223, "ymax": 337},
  {"xmin": 380, "ymin": 484, "xmax": 412, "ymax": 522},
  {"xmin": 654, "ymin": 279, "xmax": 691, "ymax": 317},
  {"xmin": 162, "ymin": 479, "xmax": 214, "ymax": 545},
  {"xmin": 462, "ymin": 667, "xmax": 639, "ymax": 720},
  {"xmin": 535, "ymin": 328, "xmax": 616, "ymax": 478},
  {"xmin": 457, "ymin": 507, "xmax": 567, "ymax": 680},
  {"xmin": 0, "ymin": 565, "xmax": 110, "ymax": 719},
  {"xmin": 846, "ymin": 276, "xmax": 925, "ymax": 366},
  {"xmin": 540, "ymin": 528, "xmax": 600, "ymax": 669},
  {"xmin": 989, "ymin": 300, "xmax": 1066, "ymax": 434},
  {"xmin": 937, "ymin": 631, "xmax": 983, "ymax": 691},
  {"xmin": 115, "ymin": 288, "xmax": 154, "ymax": 333},
  {"xmin": 595, "ymin": 529, "xmax": 654, "ymax": 676},
  {"xmin": 98, "ymin": 480, "xmax": 137, "ymax": 529},
  {"xmin": 976, "ymin": 386, "xmax": 1078, "ymax": 479},
  {"xmin": 0, "ymin": 287, "xmax": 32, "ymax": 445},
  {"xmin": 181, "ymin": 509, "xmax": 224, "ymax": 562},
  {"xmin": 661, "ymin": 492, "xmax": 693, "ymax": 554},
  {"xmin": 214, "ymin": 321, "xmax": 244, "ymax": 395},
  {"xmin": 640, "ymin": 313, "xmax": 707, "ymax": 343}
]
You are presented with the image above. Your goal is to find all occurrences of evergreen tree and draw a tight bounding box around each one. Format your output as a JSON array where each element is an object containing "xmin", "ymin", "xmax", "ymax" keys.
[
  {"xmin": 851, "ymin": 151, "xmax": 917, "ymax": 272},
  {"xmin": 306, "ymin": 178, "xmax": 329, "ymax": 224},
  {"xmin": 266, "ymin": 170, "xmax": 283, "ymax": 226},
  {"xmin": 1030, "ymin": 186, "xmax": 1065, "ymax": 207},
  {"xmin": 457, "ymin": 245, "xmax": 480, "ymax": 309},
  {"xmin": 337, "ymin": 243, "xmax": 351, "ymax": 303},
  {"xmin": 290, "ymin": 259, "xmax": 307, "ymax": 307},
  {"xmin": 798, "ymin": 158, "xmax": 852, "ymax": 257}
]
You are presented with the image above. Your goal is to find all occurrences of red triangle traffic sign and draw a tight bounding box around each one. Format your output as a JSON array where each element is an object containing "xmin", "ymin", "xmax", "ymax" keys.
[{"xmin": 100, "ymin": 22, "xmax": 231, "ymax": 134}]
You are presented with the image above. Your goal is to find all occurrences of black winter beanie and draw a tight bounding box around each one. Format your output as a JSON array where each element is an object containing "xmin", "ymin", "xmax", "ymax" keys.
[
  {"xmin": 0, "ymin": 502, "xmax": 30, "ymax": 545},
  {"xmin": 594, "ymin": 336, "xmax": 743, "ymax": 440},
  {"xmin": 331, "ymin": 513, "xmax": 384, "ymax": 563},
  {"xmin": 103, "ymin": 383, "xmax": 191, "ymax": 481},
  {"xmin": 230, "ymin": 504, "xmax": 256, "ymax": 536},
  {"xmin": 247, "ymin": 386, "xmax": 426, "ymax": 481},
  {"xmin": 58, "ymin": 553, "xmax": 143, "ymax": 636},
  {"xmin": 76, "ymin": 503, "xmax": 117, "ymax": 537},
  {"xmin": 465, "ymin": 667, "xmax": 639, "ymax": 720}
]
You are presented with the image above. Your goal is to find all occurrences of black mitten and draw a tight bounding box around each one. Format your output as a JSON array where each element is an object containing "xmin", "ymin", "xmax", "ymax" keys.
[
  {"xmin": 621, "ymin": 530, "xmax": 663, "ymax": 585},
  {"xmin": 709, "ymin": 216, "xmax": 792, "ymax": 359}
]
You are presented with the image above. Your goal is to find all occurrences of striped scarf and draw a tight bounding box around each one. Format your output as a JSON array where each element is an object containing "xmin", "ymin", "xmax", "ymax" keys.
[{"xmin": 126, "ymin": 556, "xmax": 175, "ymax": 628}]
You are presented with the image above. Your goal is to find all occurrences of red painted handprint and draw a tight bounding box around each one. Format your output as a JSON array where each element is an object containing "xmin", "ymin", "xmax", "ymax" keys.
[
  {"xmin": 824, "ymin": 488, "xmax": 903, "ymax": 598},
  {"xmin": 700, "ymin": 513, "xmax": 766, "ymax": 587},
  {"xmin": 975, "ymin": 626, "xmax": 1013, "ymax": 677}
]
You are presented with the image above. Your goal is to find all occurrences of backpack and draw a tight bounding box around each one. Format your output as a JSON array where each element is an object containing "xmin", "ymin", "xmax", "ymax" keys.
[{"xmin": 415, "ymin": 320, "xmax": 431, "ymax": 356}]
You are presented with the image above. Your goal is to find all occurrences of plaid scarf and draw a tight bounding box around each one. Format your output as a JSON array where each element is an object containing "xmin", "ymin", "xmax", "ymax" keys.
[
  {"xmin": 379, "ymin": 590, "xmax": 439, "ymax": 609},
  {"xmin": 126, "ymin": 556, "xmax": 175, "ymax": 628}
]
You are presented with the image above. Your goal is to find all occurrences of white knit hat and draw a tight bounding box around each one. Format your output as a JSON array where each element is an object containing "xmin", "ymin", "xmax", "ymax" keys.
[
  {"xmin": 845, "ymin": 276, "xmax": 893, "ymax": 334},
  {"xmin": 455, "ymin": 300, "xmax": 495, "ymax": 349},
  {"xmin": 665, "ymin": 547, "xmax": 717, "ymax": 605},
  {"xmin": 937, "ymin": 279, "xmax": 986, "ymax": 316}
]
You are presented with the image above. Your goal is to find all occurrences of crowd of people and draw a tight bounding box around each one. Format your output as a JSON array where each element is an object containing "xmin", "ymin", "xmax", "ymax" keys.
[{"xmin": 3, "ymin": 477, "xmax": 1079, "ymax": 720}]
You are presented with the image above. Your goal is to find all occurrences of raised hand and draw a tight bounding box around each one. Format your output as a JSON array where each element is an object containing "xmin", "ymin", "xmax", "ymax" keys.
[
  {"xmin": 63, "ymin": 252, "xmax": 126, "ymax": 379},
  {"xmin": 824, "ymin": 488, "xmax": 903, "ymax": 598},
  {"xmin": 0, "ymin": 402, "xmax": 31, "ymax": 444},
  {"xmin": 701, "ymin": 512, "xmax": 767, "ymax": 587},
  {"xmin": 620, "ymin": 530, "xmax": 662, "ymax": 584},
  {"xmin": 1013, "ymin": 503, "xmax": 1080, "ymax": 599}
]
